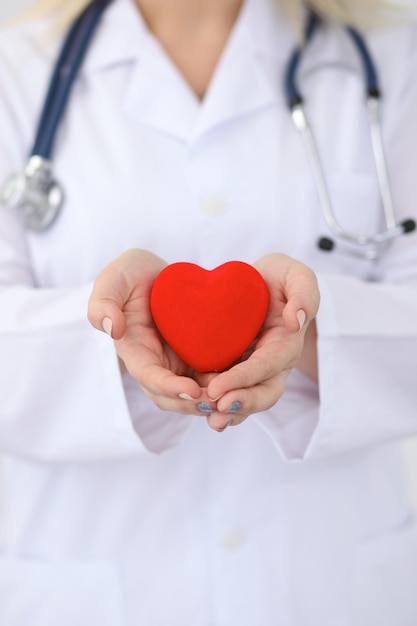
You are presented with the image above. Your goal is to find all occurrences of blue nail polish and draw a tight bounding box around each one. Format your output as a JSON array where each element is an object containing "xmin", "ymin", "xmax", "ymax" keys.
[
  {"xmin": 227, "ymin": 401, "xmax": 241, "ymax": 413},
  {"xmin": 198, "ymin": 402, "xmax": 213, "ymax": 413}
]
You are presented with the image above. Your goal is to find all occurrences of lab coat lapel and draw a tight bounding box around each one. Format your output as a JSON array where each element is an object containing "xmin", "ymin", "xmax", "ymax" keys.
[
  {"xmin": 123, "ymin": 29, "xmax": 278, "ymax": 144},
  {"xmin": 82, "ymin": 0, "xmax": 294, "ymax": 143},
  {"xmin": 122, "ymin": 0, "xmax": 293, "ymax": 145},
  {"xmin": 122, "ymin": 36, "xmax": 200, "ymax": 142},
  {"xmin": 190, "ymin": 0, "xmax": 294, "ymax": 143},
  {"xmin": 81, "ymin": 0, "xmax": 145, "ymax": 72},
  {"xmin": 189, "ymin": 0, "xmax": 296, "ymax": 143},
  {"xmin": 81, "ymin": 0, "xmax": 200, "ymax": 141},
  {"xmin": 189, "ymin": 20, "xmax": 279, "ymax": 144}
]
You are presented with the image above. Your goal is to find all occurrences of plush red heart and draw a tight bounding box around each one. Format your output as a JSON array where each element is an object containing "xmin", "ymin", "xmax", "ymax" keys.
[{"xmin": 150, "ymin": 261, "xmax": 270, "ymax": 372}]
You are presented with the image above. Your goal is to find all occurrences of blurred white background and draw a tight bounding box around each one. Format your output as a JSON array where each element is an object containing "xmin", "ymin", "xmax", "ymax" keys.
[
  {"xmin": 404, "ymin": 439, "xmax": 417, "ymax": 510},
  {"xmin": 0, "ymin": 0, "xmax": 33, "ymax": 22},
  {"xmin": 0, "ymin": 0, "xmax": 416, "ymax": 512}
]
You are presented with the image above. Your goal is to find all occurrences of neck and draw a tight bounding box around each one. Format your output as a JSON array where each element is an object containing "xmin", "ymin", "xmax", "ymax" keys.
[
  {"xmin": 134, "ymin": 0, "xmax": 243, "ymax": 26},
  {"xmin": 134, "ymin": 0, "xmax": 244, "ymax": 98}
]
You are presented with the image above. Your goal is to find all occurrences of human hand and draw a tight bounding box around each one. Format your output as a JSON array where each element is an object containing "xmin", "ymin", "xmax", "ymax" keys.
[
  {"xmin": 87, "ymin": 249, "xmax": 212, "ymax": 414},
  {"xmin": 195, "ymin": 253, "xmax": 320, "ymax": 431},
  {"xmin": 88, "ymin": 251, "xmax": 319, "ymax": 427}
]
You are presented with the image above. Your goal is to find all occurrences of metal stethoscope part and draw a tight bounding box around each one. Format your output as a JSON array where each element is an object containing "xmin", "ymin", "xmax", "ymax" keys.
[
  {"xmin": 0, "ymin": 0, "xmax": 114, "ymax": 231},
  {"xmin": 0, "ymin": 156, "xmax": 64, "ymax": 231},
  {"xmin": 285, "ymin": 12, "xmax": 415, "ymax": 259}
]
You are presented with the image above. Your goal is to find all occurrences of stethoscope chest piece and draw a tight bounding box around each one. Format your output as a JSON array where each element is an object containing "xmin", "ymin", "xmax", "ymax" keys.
[
  {"xmin": 0, "ymin": 0, "xmax": 112, "ymax": 232},
  {"xmin": 0, "ymin": 156, "xmax": 64, "ymax": 231}
]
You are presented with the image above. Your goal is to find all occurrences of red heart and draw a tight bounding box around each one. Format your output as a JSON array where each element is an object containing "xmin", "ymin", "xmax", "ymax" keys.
[{"xmin": 150, "ymin": 261, "xmax": 270, "ymax": 372}]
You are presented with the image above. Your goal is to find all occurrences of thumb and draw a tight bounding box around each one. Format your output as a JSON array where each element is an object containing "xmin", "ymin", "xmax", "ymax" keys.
[
  {"xmin": 87, "ymin": 277, "xmax": 127, "ymax": 340},
  {"xmin": 281, "ymin": 262, "xmax": 320, "ymax": 332},
  {"xmin": 87, "ymin": 249, "xmax": 167, "ymax": 340}
]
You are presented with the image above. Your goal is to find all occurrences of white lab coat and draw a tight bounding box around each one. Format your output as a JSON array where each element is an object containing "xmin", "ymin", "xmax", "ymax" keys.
[{"xmin": 0, "ymin": 0, "xmax": 417, "ymax": 624}]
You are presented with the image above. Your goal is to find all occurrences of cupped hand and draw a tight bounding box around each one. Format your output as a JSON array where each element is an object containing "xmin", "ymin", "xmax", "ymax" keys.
[
  {"xmin": 88, "ymin": 250, "xmax": 320, "ymax": 429},
  {"xmin": 87, "ymin": 249, "xmax": 212, "ymax": 414},
  {"xmin": 198, "ymin": 253, "xmax": 320, "ymax": 431}
]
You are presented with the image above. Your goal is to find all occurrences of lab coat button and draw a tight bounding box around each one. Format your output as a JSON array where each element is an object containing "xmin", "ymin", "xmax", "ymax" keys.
[
  {"xmin": 219, "ymin": 529, "xmax": 245, "ymax": 552},
  {"xmin": 202, "ymin": 195, "xmax": 227, "ymax": 216}
]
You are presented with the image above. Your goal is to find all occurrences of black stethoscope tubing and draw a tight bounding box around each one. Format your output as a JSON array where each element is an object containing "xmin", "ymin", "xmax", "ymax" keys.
[
  {"xmin": 284, "ymin": 11, "xmax": 415, "ymax": 256},
  {"xmin": 33, "ymin": 0, "xmax": 114, "ymax": 159},
  {"xmin": 285, "ymin": 11, "xmax": 380, "ymax": 106}
]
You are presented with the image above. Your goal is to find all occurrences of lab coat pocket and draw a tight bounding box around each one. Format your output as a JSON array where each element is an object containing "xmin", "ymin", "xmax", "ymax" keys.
[
  {"xmin": 351, "ymin": 515, "xmax": 417, "ymax": 626},
  {"xmin": 0, "ymin": 557, "xmax": 123, "ymax": 626}
]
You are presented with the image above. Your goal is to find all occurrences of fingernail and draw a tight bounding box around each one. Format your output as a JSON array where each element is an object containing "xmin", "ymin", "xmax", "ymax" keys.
[
  {"xmin": 227, "ymin": 401, "xmax": 241, "ymax": 413},
  {"xmin": 179, "ymin": 393, "xmax": 194, "ymax": 401},
  {"xmin": 102, "ymin": 317, "xmax": 113, "ymax": 337},
  {"xmin": 198, "ymin": 402, "xmax": 213, "ymax": 413},
  {"xmin": 296, "ymin": 310, "xmax": 306, "ymax": 331},
  {"xmin": 218, "ymin": 419, "xmax": 234, "ymax": 432}
]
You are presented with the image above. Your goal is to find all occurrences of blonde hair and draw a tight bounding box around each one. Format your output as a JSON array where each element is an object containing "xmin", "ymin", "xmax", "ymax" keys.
[
  {"xmin": 23, "ymin": 0, "xmax": 89, "ymax": 26},
  {"xmin": 294, "ymin": 0, "xmax": 415, "ymax": 28},
  {"xmin": 24, "ymin": 0, "xmax": 417, "ymax": 31}
]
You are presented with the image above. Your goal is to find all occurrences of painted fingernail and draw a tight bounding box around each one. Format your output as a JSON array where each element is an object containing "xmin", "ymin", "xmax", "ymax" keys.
[
  {"xmin": 296, "ymin": 310, "xmax": 306, "ymax": 331},
  {"xmin": 102, "ymin": 317, "xmax": 113, "ymax": 337},
  {"xmin": 198, "ymin": 402, "xmax": 213, "ymax": 413},
  {"xmin": 227, "ymin": 401, "xmax": 241, "ymax": 413},
  {"xmin": 179, "ymin": 393, "xmax": 195, "ymax": 401}
]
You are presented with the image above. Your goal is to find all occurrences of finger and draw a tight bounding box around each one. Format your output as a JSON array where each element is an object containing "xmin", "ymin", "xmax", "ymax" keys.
[
  {"xmin": 255, "ymin": 254, "xmax": 320, "ymax": 333},
  {"xmin": 281, "ymin": 263, "xmax": 320, "ymax": 332},
  {"xmin": 216, "ymin": 373, "xmax": 286, "ymax": 416},
  {"xmin": 206, "ymin": 338, "xmax": 287, "ymax": 401},
  {"xmin": 144, "ymin": 379, "xmax": 218, "ymax": 416},
  {"xmin": 87, "ymin": 284, "xmax": 128, "ymax": 339},
  {"xmin": 205, "ymin": 411, "xmax": 245, "ymax": 431},
  {"xmin": 87, "ymin": 250, "xmax": 167, "ymax": 339},
  {"xmin": 204, "ymin": 368, "xmax": 290, "ymax": 431},
  {"xmin": 193, "ymin": 371, "xmax": 219, "ymax": 387},
  {"xmin": 145, "ymin": 392, "xmax": 206, "ymax": 416},
  {"xmin": 131, "ymin": 362, "xmax": 203, "ymax": 402}
]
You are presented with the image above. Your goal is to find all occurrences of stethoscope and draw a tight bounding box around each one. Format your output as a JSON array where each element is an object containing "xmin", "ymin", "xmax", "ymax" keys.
[
  {"xmin": 0, "ymin": 1, "xmax": 415, "ymax": 259},
  {"xmin": 285, "ymin": 11, "xmax": 415, "ymax": 258},
  {"xmin": 0, "ymin": 0, "xmax": 114, "ymax": 231}
]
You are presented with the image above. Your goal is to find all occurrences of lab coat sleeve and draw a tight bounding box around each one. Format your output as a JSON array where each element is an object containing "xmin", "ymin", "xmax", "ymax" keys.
[
  {"xmin": 253, "ymin": 26, "xmax": 417, "ymax": 460},
  {"xmin": 0, "ymin": 210, "xmax": 193, "ymax": 462},
  {"xmin": 309, "ymin": 144, "xmax": 417, "ymax": 459},
  {"xmin": 0, "ymin": 270, "xmax": 138, "ymax": 462},
  {"xmin": 0, "ymin": 30, "xmax": 192, "ymax": 463},
  {"xmin": 311, "ymin": 271, "xmax": 417, "ymax": 458},
  {"xmin": 253, "ymin": 260, "xmax": 417, "ymax": 462}
]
